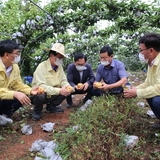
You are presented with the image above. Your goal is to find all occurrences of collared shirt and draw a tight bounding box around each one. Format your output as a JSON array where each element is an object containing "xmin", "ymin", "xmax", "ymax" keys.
[
  {"xmin": 78, "ymin": 66, "xmax": 87, "ymax": 81},
  {"xmin": 6, "ymin": 66, "xmax": 12, "ymax": 77},
  {"xmin": 32, "ymin": 58, "xmax": 70, "ymax": 96},
  {"xmin": 95, "ymin": 59, "xmax": 127, "ymax": 93},
  {"xmin": 136, "ymin": 53, "xmax": 160, "ymax": 98},
  {"xmin": 149, "ymin": 58, "xmax": 155, "ymax": 67},
  {"xmin": 79, "ymin": 71, "xmax": 83, "ymax": 81},
  {"xmin": 52, "ymin": 65, "xmax": 58, "ymax": 71}
]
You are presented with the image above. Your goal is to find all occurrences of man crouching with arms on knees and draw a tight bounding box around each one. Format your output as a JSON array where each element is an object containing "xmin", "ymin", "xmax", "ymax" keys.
[
  {"xmin": 0, "ymin": 39, "xmax": 41, "ymax": 122},
  {"xmin": 32, "ymin": 43, "xmax": 73, "ymax": 120},
  {"xmin": 124, "ymin": 33, "xmax": 160, "ymax": 127}
]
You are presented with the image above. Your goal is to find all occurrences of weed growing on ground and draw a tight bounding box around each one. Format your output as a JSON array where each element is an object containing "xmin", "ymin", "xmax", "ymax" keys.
[{"xmin": 54, "ymin": 95, "xmax": 160, "ymax": 160}]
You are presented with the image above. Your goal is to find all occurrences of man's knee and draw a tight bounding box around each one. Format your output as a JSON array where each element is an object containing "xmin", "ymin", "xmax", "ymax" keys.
[
  {"xmin": 92, "ymin": 89, "xmax": 102, "ymax": 97},
  {"xmin": 32, "ymin": 94, "xmax": 45, "ymax": 104},
  {"xmin": 152, "ymin": 96, "xmax": 160, "ymax": 106}
]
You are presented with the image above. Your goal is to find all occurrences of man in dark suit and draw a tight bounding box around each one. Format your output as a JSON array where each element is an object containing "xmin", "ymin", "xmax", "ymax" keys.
[{"xmin": 66, "ymin": 52, "xmax": 95, "ymax": 106}]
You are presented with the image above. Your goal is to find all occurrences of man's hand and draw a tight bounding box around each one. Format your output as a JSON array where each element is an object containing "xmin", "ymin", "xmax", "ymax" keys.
[
  {"xmin": 123, "ymin": 87, "xmax": 137, "ymax": 98},
  {"xmin": 93, "ymin": 82, "xmax": 103, "ymax": 89},
  {"xmin": 31, "ymin": 86, "xmax": 45, "ymax": 95},
  {"xmin": 76, "ymin": 82, "xmax": 89, "ymax": 91},
  {"xmin": 101, "ymin": 83, "xmax": 110, "ymax": 91},
  {"xmin": 75, "ymin": 83, "xmax": 84, "ymax": 90},
  {"xmin": 94, "ymin": 82, "xmax": 109, "ymax": 91},
  {"xmin": 13, "ymin": 91, "xmax": 31, "ymax": 106},
  {"xmin": 83, "ymin": 82, "xmax": 89, "ymax": 91},
  {"xmin": 60, "ymin": 86, "xmax": 73, "ymax": 97}
]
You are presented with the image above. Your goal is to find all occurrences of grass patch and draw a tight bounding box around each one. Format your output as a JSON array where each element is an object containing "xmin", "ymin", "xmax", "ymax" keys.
[{"xmin": 54, "ymin": 95, "xmax": 160, "ymax": 160}]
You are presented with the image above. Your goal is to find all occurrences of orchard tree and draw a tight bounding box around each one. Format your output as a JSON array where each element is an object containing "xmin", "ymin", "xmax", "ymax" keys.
[{"xmin": 0, "ymin": 0, "xmax": 160, "ymax": 75}]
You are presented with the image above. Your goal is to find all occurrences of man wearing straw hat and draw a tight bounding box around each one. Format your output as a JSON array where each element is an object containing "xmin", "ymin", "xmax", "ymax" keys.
[{"xmin": 32, "ymin": 43, "xmax": 73, "ymax": 120}]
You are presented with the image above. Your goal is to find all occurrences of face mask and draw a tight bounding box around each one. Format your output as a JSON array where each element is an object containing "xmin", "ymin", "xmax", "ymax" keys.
[
  {"xmin": 76, "ymin": 65, "xmax": 87, "ymax": 71},
  {"xmin": 11, "ymin": 55, "xmax": 21, "ymax": 64},
  {"xmin": 139, "ymin": 53, "xmax": 148, "ymax": 63},
  {"xmin": 101, "ymin": 60, "xmax": 110, "ymax": 66},
  {"xmin": 55, "ymin": 58, "xmax": 63, "ymax": 66}
]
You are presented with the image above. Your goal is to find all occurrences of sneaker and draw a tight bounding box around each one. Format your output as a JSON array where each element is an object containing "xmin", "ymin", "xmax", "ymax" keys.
[
  {"xmin": 0, "ymin": 115, "xmax": 13, "ymax": 126},
  {"xmin": 46, "ymin": 105, "xmax": 64, "ymax": 113},
  {"xmin": 32, "ymin": 112, "xmax": 41, "ymax": 120}
]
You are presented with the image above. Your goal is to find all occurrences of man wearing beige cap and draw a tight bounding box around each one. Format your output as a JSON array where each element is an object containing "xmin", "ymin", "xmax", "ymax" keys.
[{"xmin": 31, "ymin": 43, "xmax": 72, "ymax": 120}]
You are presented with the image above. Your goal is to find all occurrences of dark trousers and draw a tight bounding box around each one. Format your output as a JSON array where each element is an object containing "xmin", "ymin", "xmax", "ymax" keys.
[
  {"xmin": 0, "ymin": 99, "xmax": 22, "ymax": 117},
  {"xmin": 146, "ymin": 96, "xmax": 160, "ymax": 119},
  {"xmin": 32, "ymin": 94, "xmax": 66, "ymax": 113},
  {"xmin": 92, "ymin": 88, "xmax": 123, "ymax": 97},
  {"xmin": 66, "ymin": 88, "xmax": 93, "ymax": 105},
  {"xmin": 92, "ymin": 88, "xmax": 105, "ymax": 97}
]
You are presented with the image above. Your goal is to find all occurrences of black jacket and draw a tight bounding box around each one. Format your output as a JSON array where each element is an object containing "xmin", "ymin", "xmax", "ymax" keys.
[{"xmin": 67, "ymin": 63, "xmax": 95, "ymax": 89}]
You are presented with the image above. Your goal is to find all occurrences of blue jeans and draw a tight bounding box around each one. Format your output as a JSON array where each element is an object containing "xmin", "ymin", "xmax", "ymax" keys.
[
  {"xmin": 146, "ymin": 96, "xmax": 160, "ymax": 119},
  {"xmin": 0, "ymin": 99, "xmax": 22, "ymax": 117}
]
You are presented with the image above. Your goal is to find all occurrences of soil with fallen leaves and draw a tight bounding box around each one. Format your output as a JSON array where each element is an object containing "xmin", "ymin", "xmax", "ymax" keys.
[{"xmin": 0, "ymin": 95, "xmax": 83, "ymax": 160}]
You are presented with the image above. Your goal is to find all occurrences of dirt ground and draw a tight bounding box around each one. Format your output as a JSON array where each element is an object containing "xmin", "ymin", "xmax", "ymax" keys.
[{"xmin": 0, "ymin": 95, "xmax": 84, "ymax": 160}]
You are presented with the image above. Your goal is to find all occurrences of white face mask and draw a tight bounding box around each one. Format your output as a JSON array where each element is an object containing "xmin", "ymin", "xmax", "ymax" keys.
[
  {"xmin": 11, "ymin": 55, "xmax": 21, "ymax": 64},
  {"xmin": 55, "ymin": 58, "xmax": 63, "ymax": 66},
  {"xmin": 101, "ymin": 60, "xmax": 110, "ymax": 66},
  {"xmin": 76, "ymin": 65, "xmax": 87, "ymax": 71},
  {"xmin": 139, "ymin": 53, "xmax": 148, "ymax": 63}
]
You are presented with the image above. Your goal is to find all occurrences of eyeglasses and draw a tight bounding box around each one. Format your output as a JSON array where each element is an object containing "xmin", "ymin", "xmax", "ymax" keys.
[
  {"xmin": 139, "ymin": 48, "xmax": 148, "ymax": 52},
  {"xmin": 9, "ymin": 53, "xmax": 20, "ymax": 58}
]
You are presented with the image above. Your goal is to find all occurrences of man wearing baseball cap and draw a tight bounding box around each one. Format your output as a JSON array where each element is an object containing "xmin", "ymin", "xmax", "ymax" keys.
[{"xmin": 31, "ymin": 43, "xmax": 72, "ymax": 120}]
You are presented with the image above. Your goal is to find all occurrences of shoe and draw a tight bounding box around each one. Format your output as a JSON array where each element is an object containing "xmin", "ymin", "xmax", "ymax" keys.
[
  {"xmin": 46, "ymin": 105, "xmax": 64, "ymax": 113},
  {"xmin": 0, "ymin": 115, "xmax": 13, "ymax": 126},
  {"xmin": 32, "ymin": 112, "xmax": 41, "ymax": 120}
]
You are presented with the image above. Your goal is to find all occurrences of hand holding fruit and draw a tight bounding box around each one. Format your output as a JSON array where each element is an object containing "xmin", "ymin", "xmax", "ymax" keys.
[
  {"xmin": 38, "ymin": 86, "xmax": 45, "ymax": 94},
  {"xmin": 93, "ymin": 82, "xmax": 103, "ymax": 89},
  {"xmin": 30, "ymin": 86, "xmax": 45, "ymax": 95},
  {"xmin": 77, "ymin": 83, "xmax": 83, "ymax": 88},
  {"xmin": 76, "ymin": 83, "xmax": 84, "ymax": 90},
  {"xmin": 66, "ymin": 85, "xmax": 74, "ymax": 93},
  {"xmin": 122, "ymin": 83, "xmax": 131, "ymax": 90}
]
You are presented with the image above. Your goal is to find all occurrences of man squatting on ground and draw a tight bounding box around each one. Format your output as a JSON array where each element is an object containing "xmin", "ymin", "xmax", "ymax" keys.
[
  {"xmin": 66, "ymin": 52, "xmax": 95, "ymax": 107},
  {"xmin": 0, "ymin": 39, "xmax": 41, "ymax": 119},
  {"xmin": 124, "ymin": 33, "xmax": 160, "ymax": 125},
  {"xmin": 92, "ymin": 45, "xmax": 128, "ymax": 96},
  {"xmin": 31, "ymin": 43, "xmax": 73, "ymax": 120}
]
